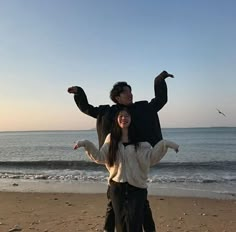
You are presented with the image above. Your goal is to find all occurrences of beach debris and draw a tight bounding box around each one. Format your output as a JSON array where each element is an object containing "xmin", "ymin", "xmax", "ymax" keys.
[
  {"xmin": 31, "ymin": 221, "xmax": 40, "ymax": 225},
  {"xmin": 89, "ymin": 223, "xmax": 99, "ymax": 230},
  {"xmin": 200, "ymin": 223, "xmax": 207, "ymax": 227},
  {"xmin": 8, "ymin": 224, "xmax": 22, "ymax": 231},
  {"xmin": 65, "ymin": 201, "xmax": 72, "ymax": 206},
  {"xmin": 199, "ymin": 213, "xmax": 207, "ymax": 216},
  {"xmin": 12, "ymin": 183, "xmax": 19, "ymax": 186}
]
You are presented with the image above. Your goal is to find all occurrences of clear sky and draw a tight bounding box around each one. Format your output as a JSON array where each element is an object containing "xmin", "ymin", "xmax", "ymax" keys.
[{"xmin": 1, "ymin": 0, "xmax": 236, "ymax": 131}]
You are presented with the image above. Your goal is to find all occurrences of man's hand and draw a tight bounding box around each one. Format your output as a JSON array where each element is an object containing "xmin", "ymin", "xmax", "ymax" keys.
[
  {"xmin": 157, "ymin": 71, "xmax": 175, "ymax": 81},
  {"xmin": 68, "ymin": 86, "xmax": 78, "ymax": 94},
  {"xmin": 163, "ymin": 71, "xmax": 174, "ymax": 79},
  {"xmin": 167, "ymin": 72, "xmax": 174, "ymax": 78}
]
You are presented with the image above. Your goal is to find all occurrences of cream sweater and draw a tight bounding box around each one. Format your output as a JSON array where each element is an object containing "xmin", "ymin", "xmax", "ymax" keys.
[{"xmin": 78, "ymin": 134, "xmax": 179, "ymax": 189}]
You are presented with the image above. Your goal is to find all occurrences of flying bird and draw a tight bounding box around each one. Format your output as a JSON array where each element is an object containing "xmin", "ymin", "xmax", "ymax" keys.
[{"xmin": 216, "ymin": 108, "xmax": 226, "ymax": 117}]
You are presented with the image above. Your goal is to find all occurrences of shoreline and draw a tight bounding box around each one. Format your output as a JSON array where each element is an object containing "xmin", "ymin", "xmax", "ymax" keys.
[{"xmin": 1, "ymin": 178, "xmax": 236, "ymax": 200}]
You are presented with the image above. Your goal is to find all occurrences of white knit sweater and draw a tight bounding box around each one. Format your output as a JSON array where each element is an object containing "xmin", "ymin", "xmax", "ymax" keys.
[{"xmin": 78, "ymin": 134, "xmax": 179, "ymax": 189}]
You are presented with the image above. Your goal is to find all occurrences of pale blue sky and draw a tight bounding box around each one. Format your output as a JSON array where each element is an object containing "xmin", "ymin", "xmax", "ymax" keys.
[{"xmin": 1, "ymin": 0, "xmax": 235, "ymax": 131}]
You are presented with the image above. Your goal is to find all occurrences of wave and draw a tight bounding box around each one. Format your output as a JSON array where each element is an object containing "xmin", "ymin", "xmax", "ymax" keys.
[
  {"xmin": 149, "ymin": 175, "xmax": 236, "ymax": 184},
  {"xmin": 0, "ymin": 172, "xmax": 236, "ymax": 184},
  {"xmin": 0, "ymin": 160, "xmax": 236, "ymax": 185},
  {"xmin": 152, "ymin": 160, "xmax": 236, "ymax": 171},
  {"xmin": 0, "ymin": 160, "xmax": 105, "ymax": 171},
  {"xmin": 0, "ymin": 160, "xmax": 235, "ymax": 171}
]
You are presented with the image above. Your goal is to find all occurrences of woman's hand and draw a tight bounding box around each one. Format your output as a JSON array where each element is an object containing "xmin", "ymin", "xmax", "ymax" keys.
[
  {"xmin": 73, "ymin": 141, "xmax": 84, "ymax": 150},
  {"xmin": 174, "ymin": 145, "xmax": 179, "ymax": 153}
]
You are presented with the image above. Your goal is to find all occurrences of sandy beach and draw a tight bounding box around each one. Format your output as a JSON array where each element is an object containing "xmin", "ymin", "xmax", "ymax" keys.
[{"xmin": 0, "ymin": 191, "xmax": 235, "ymax": 232}]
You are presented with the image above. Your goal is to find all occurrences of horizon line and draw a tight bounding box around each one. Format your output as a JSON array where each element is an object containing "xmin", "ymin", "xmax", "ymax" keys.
[{"xmin": 0, "ymin": 126, "xmax": 235, "ymax": 133}]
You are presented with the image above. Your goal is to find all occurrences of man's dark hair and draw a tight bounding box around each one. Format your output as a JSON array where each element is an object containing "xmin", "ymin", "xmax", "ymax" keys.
[{"xmin": 110, "ymin": 82, "xmax": 132, "ymax": 103}]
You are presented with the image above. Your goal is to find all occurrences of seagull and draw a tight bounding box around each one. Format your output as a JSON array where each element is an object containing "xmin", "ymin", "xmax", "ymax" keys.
[{"xmin": 216, "ymin": 108, "xmax": 226, "ymax": 117}]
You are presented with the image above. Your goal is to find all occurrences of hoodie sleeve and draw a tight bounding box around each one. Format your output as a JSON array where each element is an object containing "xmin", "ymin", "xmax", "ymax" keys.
[
  {"xmin": 73, "ymin": 86, "xmax": 110, "ymax": 119},
  {"xmin": 80, "ymin": 139, "xmax": 110, "ymax": 165},
  {"xmin": 149, "ymin": 140, "xmax": 179, "ymax": 166},
  {"xmin": 149, "ymin": 71, "xmax": 168, "ymax": 112}
]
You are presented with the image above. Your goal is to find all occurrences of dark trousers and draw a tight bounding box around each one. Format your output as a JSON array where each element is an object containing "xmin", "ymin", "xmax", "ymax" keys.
[
  {"xmin": 103, "ymin": 199, "xmax": 115, "ymax": 231},
  {"xmin": 104, "ymin": 182, "xmax": 155, "ymax": 232}
]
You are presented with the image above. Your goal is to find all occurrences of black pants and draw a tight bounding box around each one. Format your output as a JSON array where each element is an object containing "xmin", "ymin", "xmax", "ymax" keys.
[{"xmin": 104, "ymin": 182, "xmax": 155, "ymax": 232}]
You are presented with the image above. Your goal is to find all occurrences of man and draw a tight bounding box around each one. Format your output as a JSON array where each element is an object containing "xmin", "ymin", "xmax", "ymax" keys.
[{"xmin": 68, "ymin": 70, "xmax": 174, "ymax": 232}]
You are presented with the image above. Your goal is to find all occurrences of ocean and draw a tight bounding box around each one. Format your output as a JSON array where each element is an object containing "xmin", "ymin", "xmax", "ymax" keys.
[{"xmin": 0, "ymin": 127, "xmax": 236, "ymax": 199}]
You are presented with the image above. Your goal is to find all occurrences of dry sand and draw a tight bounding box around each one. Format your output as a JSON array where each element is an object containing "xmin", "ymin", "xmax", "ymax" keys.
[{"xmin": 0, "ymin": 192, "xmax": 235, "ymax": 232}]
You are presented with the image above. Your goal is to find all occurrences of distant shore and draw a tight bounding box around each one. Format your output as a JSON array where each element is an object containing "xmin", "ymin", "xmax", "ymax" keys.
[{"xmin": 1, "ymin": 126, "xmax": 235, "ymax": 133}]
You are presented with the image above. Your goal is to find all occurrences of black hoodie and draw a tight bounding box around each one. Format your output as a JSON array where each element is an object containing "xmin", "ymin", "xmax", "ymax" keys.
[{"xmin": 73, "ymin": 71, "xmax": 168, "ymax": 148}]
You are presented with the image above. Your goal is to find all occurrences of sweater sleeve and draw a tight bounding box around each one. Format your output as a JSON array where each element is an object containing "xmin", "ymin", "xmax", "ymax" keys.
[
  {"xmin": 80, "ymin": 139, "xmax": 109, "ymax": 165},
  {"xmin": 73, "ymin": 86, "xmax": 109, "ymax": 119},
  {"xmin": 149, "ymin": 71, "xmax": 168, "ymax": 112},
  {"xmin": 149, "ymin": 140, "xmax": 179, "ymax": 166}
]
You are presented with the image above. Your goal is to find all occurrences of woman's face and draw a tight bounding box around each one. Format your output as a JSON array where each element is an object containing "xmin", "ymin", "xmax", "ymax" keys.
[{"xmin": 117, "ymin": 110, "xmax": 131, "ymax": 129}]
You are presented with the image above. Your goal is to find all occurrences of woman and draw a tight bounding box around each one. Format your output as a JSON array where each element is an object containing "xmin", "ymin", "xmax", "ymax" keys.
[{"xmin": 74, "ymin": 108, "xmax": 179, "ymax": 232}]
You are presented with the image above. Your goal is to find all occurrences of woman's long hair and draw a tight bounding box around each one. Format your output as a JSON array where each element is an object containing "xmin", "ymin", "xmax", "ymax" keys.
[{"xmin": 107, "ymin": 108, "xmax": 139, "ymax": 166}]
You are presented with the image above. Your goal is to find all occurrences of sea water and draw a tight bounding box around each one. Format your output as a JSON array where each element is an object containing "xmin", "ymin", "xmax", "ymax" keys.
[{"xmin": 0, "ymin": 128, "xmax": 235, "ymax": 199}]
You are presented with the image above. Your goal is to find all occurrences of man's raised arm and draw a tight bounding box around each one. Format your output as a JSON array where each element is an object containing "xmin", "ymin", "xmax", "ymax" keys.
[
  {"xmin": 68, "ymin": 86, "xmax": 100, "ymax": 118},
  {"xmin": 151, "ymin": 70, "xmax": 174, "ymax": 111}
]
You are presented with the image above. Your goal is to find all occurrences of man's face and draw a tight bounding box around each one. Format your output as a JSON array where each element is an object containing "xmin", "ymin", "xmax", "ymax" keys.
[{"xmin": 115, "ymin": 86, "xmax": 133, "ymax": 105}]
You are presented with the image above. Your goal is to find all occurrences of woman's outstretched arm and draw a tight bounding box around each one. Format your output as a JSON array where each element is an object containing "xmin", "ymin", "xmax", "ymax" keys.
[{"xmin": 74, "ymin": 139, "xmax": 109, "ymax": 165}]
